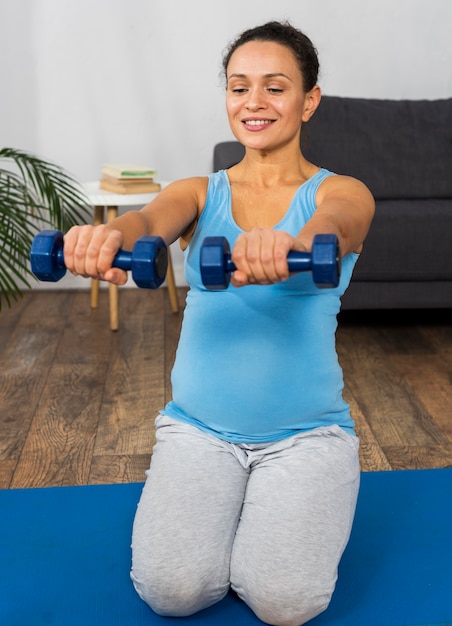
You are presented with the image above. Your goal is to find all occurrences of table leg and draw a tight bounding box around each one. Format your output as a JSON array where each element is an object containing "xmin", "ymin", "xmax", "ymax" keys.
[
  {"xmin": 108, "ymin": 282, "xmax": 119, "ymax": 331},
  {"xmin": 166, "ymin": 251, "xmax": 179, "ymax": 313},
  {"xmin": 107, "ymin": 206, "xmax": 119, "ymax": 331},
  {"xmin": 90, "ymin": 205, "xmax": 104, "ymax": 309}
]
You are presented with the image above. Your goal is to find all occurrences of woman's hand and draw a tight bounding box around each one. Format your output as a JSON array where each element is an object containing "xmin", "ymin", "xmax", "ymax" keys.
[
  {"xmin": 230, "ymin": 228, "xmax": 307, "ymax": 287},
  {"xmin": 63, "ymin": 225, "xmax": 128, "ymax": 285}
]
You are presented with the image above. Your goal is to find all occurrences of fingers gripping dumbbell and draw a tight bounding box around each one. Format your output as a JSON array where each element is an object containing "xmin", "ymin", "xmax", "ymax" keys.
[
  {"xmin": 30, "ymin": 230, "xmax": 168, "ymax": 289},
  {"xmin": 200, "ymin": 234, "xmax": 341, "ymax": 290}
]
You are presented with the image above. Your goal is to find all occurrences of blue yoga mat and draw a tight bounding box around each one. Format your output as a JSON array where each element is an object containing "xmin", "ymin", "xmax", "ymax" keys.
[{"xmin": 1, "ymin": 469, "xmax": 451, "ymax": 626}]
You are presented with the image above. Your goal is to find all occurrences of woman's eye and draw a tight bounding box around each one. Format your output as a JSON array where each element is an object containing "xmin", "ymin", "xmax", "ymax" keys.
[
  {"xmin": 267, "ymin": 88, "xmax": 283, "ymax": 94},
  {"xmin": 231, "ymin": 88, "xmax": 247, "ymax": 94}
]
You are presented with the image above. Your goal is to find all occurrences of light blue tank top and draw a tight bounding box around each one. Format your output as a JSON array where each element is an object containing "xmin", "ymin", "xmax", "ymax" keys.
[{"xmin": 162, "ymin": 168, "xmax": 359, "ymax": 443}]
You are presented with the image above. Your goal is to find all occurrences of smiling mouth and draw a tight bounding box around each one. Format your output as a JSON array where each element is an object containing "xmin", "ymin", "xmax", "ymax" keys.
[
  {"xmin": 243, "ymin": 119, "xmax": 274, "ymax": 125},
  {"xmin": 242, "ymin": 119, "xmax": 275, "ymax": 130}
]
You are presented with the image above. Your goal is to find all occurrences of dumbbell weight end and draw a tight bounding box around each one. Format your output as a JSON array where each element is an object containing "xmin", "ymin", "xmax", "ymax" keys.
[
  {"xmin": 129, "ymin": 236, "xmax": 168, "ymax": 289},
  {"xmin": 199, "ymin": 236, "xmax": 232, "ymax": 290},
  {"xmin": 30, "ymin": 230, "xmax": 67, "ymax": 282},
  {"xmin": 311, "ymin": 233, "xmax": 341, "ymax": 288}
]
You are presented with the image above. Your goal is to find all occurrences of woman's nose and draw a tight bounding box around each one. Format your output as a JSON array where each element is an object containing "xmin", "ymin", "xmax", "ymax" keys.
[{"xmin": 245, "ymin": 88, "xmax": 266, "ymax": 111}]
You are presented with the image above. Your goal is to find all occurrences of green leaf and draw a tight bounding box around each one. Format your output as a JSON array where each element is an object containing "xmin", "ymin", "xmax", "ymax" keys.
[{"xmin": 0, "ymin": 147, "xmax": 91, "ymax": 310}]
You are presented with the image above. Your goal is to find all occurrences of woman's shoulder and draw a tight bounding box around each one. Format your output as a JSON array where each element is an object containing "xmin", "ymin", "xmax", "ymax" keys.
[
  {"xmin": 316, "ymin": 171, "xmax": 374, "ymax": 201},
  {"xmin": 163, "ymin": 175, "xmax": 210, "ymax": 194},
  {"xmin": 167, "ymin": 173, "xmax": 228, "ymax": 248}
]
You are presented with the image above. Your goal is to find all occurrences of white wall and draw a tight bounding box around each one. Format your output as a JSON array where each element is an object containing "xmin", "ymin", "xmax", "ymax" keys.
[{"xmin": 1, "ymin": 0, "xmax": 451, "ymax": 289}]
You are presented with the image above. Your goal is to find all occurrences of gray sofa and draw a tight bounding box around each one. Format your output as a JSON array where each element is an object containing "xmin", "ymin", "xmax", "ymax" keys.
[{"xmin": 213, "ymin": 96, "xmax": 452, "ymax": 309}]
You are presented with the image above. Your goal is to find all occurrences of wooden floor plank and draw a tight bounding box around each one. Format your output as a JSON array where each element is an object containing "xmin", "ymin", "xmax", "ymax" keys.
[
  {"xmin": 0, "ymin": 460, "xmax": 18, "ymax": 490},
  {"xmin": 418, "ymin": 312, "xmax": 452, "ymax": 353},
  {"xmin": 0, "ymin": 315, "xmax": 67, "ymax": 470},
  {"xmin": 342, "ymin": 386, "xmax": 392, "ymax": 472},
  {"xmin": 337, "ymin": 325, "xmax": 448, "ymax": 448},
  {"xmin": 10, "ymin": 361, "xmax": 108, "ymax": 488},
  {"xmin": 164, "ymin": 288, "xmax": 186, "ymax": 404},
  {"xmin": 55, "ymin": 292, "xmax": 113, "ymax": 365},
  {"xmin": 89, "ymin": 454, "xmax": 151, "ymax": 485},
  {"xmin": 389, "ymin": 353, "xmax": 452, "ymax": 442},
  {"xmin": 372, "ymin": 322, "xmax": 435, "ymax": 356},
  {"xmin": 0, "ymin": 294, "xmax": 32, "ymax": 352},
  {"xmin": 92, "ymin": 298, "xmax": 165, "ymax": 458},
  {"xmin": 381, "ymin": 444, "xmax": 452, "ymax": 470}
]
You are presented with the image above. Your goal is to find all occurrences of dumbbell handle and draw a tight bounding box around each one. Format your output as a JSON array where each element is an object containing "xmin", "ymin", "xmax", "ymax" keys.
[
  {"xmin": 54, "ymin": 248, "xmax": 134, "ymax": 272},
  {"xmin": 223, "ymin": 251, "xmax": 314, "ymax": 275}
]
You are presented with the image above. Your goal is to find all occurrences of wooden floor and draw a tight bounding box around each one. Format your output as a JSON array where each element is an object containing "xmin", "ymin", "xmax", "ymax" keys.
[{"xmin": 1, "ymin": 288, "xmax": 451, "ymax": 489}]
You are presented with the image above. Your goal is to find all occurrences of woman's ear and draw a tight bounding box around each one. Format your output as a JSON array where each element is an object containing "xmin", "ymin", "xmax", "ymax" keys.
[{"xmin": 301, "ymin": 85, "xmax": 321, "ymax": 123}]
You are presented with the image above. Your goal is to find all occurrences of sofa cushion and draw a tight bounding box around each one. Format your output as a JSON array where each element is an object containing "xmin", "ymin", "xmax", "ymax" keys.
[
  {"xmin": 354, "ymin": 199, "xmax": 452, "ymax": 281},
  {"xmin": 301, "ymin": 96, "xmax": 452, "ymax": 200}
]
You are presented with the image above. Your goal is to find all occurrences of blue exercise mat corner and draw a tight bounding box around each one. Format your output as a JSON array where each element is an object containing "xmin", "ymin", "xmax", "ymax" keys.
[{"xmin": 1, "ymin": 468, "xmax": 451, "ymax": 626}]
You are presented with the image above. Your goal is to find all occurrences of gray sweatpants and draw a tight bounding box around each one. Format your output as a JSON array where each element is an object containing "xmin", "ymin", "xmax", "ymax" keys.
[{"xmin": 131, "ymin": 415, "xmax": 360, "ymax": 626}]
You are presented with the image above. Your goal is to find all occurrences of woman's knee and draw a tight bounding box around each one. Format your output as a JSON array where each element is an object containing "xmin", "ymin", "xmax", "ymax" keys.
[
  {"xmin": 131, "ymin": 573, "xmax": 204, "ymax": 617},
  {"xmin": 251, "ymin": 593, "xmax": 331, "ymax": 626},
  {"xmin": 233, "ymin": 576, "xmax": 333, "ymax": 626},
  {"xmin": 130, "ymin": 565, "xmax": 228, "ymax": 617}
]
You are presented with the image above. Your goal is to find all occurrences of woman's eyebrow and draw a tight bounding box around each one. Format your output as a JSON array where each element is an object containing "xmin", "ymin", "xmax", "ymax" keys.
[{"xmin": 228, "ymin": 72, "xmax": 293, "ymax": 81}]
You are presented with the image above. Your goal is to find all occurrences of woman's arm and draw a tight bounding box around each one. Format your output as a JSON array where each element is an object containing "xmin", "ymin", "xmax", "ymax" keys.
[
  {"xmin": 63, "ymin": 177, "xmax": 207, "ymax": 285},
  {"xmin": 230, "ymin": 175, "xmax": 375, "ymax": 287},
  {"xmin": 297, "ymin": 174, "xmax": 375, "ymax": 256}
]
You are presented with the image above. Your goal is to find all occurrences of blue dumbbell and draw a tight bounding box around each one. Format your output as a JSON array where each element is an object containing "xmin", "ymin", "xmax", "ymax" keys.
[
  {"xmin": 200, "ymin": 234, "xmax": 341, "ymax": 290},
  {"xmin": 30, "ymin": 229, "xmax": 168, "ymax": 289}
]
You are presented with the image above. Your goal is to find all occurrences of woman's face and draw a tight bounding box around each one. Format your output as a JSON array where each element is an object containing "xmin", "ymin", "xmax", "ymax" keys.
[{"xmin": 225, "ymin": 40, "xmax": 317, "ymax": 152}]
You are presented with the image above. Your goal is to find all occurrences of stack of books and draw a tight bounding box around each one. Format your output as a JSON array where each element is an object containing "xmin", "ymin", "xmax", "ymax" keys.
[{"xmin": 99, "ymin": 164, "xmax": 161, "ymax": 194}]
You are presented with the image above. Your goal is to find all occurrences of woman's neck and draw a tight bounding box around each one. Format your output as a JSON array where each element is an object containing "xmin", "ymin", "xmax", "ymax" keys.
[{"xmin": 229, "ymin": 149, "xmax": 318, "ymax": 188}]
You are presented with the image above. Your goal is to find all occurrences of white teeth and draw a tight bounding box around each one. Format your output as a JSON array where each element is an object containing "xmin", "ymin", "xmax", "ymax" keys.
[{"xmin": 245, "ymin": 120, "xmax": 272, "ymax": 126}]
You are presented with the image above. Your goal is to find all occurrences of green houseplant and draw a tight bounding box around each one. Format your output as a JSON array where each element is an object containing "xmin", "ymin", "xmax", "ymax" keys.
[{"xmin": 0, "ymin": 147, "xmax": 91, "ymax": 310}]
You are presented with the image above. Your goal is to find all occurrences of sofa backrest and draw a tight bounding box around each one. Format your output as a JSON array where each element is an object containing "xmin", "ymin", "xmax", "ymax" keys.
[
  {"xmin": 214, "ymin": 96, "xmax": 452, "ymax": 200},
  {"xmin": 213, "ymin": 141, "xmax": 245, "ymax": 172}
]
